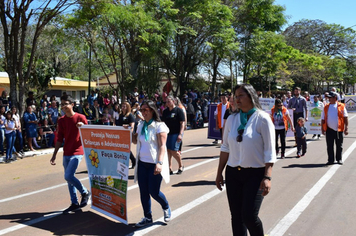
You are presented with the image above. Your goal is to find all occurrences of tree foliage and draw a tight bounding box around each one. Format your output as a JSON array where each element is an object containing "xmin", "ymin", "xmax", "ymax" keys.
[{"xmin": 0, "ymin": 0, "xmax": 75, "ymax": 114}]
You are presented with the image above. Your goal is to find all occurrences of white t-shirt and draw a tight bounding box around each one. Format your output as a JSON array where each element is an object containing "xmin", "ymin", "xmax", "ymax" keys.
[
  {"xmin": 321, "ymin": 103, "xmax": 348, "ymax": 131},
  {"xmin": 273, "ymin": 109, "xmax": 290, "ymax": 130},
  {"xmin": 138, "ymin": 122, "xmax": 169, "ymax": 164},
  {"xmin": 5, "ymin": 120, "xmax": 16, "ymax": 134},
  {"xmin": 113, "ymin": 111, "xmax": 120, "ymax": 121},
  {"xmin": 13, "ymin": 114, "xmax": 21, "ymax": 128}
]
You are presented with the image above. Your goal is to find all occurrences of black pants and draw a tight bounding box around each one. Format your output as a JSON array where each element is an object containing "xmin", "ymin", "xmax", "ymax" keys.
[
  {"xmin": 130, "ymin": 151, "xmax": 136, "ymax": 167},
  {"xmin": 225, "ymin": 166, "xmax": 265, "ymax": 236},
  {"xmin": 326, "ymin": 128, "xmax": 344, "ymax": 163},
  {"xmin": 275, "ymin": 129, "xmax": 286, "ymax": 154},
  {"xmin": 296, "ymin": 137, "xmax": 307, "ymax": 155}
]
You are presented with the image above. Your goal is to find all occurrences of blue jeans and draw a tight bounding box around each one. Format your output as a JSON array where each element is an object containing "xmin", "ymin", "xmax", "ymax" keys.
[
  {"xmin": 5, "ymin": 132, "xmax": 16, "ymax": 160},
  {"xmin": 63, "ymin": 155, "xmax": 88, "ymax": 204},
  {"xmin": 46, "ymin": 133, "xmax": 55, "ymax": 147},
  {"xmin": 137, "ymin": 160, "xmax": 169, "ymax": 219},
  {"xmin": 16, "ymin": 130, "xmax": 24, "ymax": 151}
]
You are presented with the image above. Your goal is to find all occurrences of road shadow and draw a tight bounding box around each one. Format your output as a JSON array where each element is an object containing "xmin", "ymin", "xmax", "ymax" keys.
[
  {"xmin": 0, "ymin": 209, "xmax": 143, "ymax": 235},
  {"xmin": 171, "ymin": 180, "xmax": 215, "ymax": 187},
  {"xmin": 182, "ymin": 156, "xmax": 218, "ymax": 160},
  {"xmin": 76, "ymin": 170, "xmax": 88, "ymax": 175},
  {"xmin": 282, "ymin": 163, "xmax": 329, "ymax": 168},
  {"xmin": 185, "ymin": 144, "xmax": 216, "ymax": 147}
]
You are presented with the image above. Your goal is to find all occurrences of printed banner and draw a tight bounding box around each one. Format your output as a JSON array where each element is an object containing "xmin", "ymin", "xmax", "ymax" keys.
[
  {"xmin": 259, "ymin": 98, "xmax": 275, "ymax": 112},
  {"xmin": 79, "ymin": 125, "xmax": 131, "ymax": 225},
  {"xmin": 208, "ymin": 104, "xmax": 221, "ymax": 140},
  {"xmin": 305, "ymin": 101, "xmax": 322, "ymax": 134},
  {"xmin": 286, "ymin": 109, "xmax": 295, "ymax": 137},
  {"xmin": 345, "ymin": 95, "xmax": 356, "ymax": 112}
]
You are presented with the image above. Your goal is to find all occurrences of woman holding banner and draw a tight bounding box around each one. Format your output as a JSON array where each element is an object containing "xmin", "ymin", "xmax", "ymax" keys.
[{"xmin": 132, "ymin": 100, "xmax": 171, "ymax": 228}]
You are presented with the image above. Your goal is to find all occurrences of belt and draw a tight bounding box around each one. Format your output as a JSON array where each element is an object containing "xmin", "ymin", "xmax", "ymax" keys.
[{"xmin": 237, "ymin": 166, "xmax": 250, "ymax": 170}]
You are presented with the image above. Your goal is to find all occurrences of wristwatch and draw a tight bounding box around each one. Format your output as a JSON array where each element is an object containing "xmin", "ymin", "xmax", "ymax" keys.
[
  {"xmin": 263, "ymin": 175, "xmax": 272, "ymax": 181},
  {"xmin": 157, "ymin": 161, "xmax": 163, "ymax": 165}
]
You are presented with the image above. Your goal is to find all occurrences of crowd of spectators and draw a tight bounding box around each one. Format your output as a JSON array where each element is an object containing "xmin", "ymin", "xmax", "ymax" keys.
[{"xmin": 0, "ymin": 85, "xmax": 345, "ymax": 163}]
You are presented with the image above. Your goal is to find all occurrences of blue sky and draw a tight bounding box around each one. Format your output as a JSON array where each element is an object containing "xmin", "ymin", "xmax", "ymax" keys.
[{"xmin": 274, "ymin": 0, "xmax": 356, "ymax": 29}]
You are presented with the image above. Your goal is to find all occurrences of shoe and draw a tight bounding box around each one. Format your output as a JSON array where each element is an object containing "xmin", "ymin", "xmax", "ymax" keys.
[
  {"xmin": 5, "ymin": 159, "xmax": 11, "ymax": 163},
  {"xmin": 297, "ymin": 154, "xmax": 301, "ymax": 158},
  {"xmin": 280, "ymin": 153, "xmax": 285, "ymax": 159},
  {"xmin": 312, "ymin": 134, "xmax": 316, "ymax": 139},
  {"xmin": 170, "ymin": 169, "xmax": 174, "ymax": 175},
  {"xmin": 15, "ymin": 152, "xmax": 23, "ymax": 159},
  {"xmin": 212, "ymin": 140, "xmax": 218, "ymax": 144},
  {"xmin": 326, "ymin": 162, "xmax": 334, "ymax": 165},
  {"xmin": 135, "ymin": 217, "xmax": 153, "ymax": 228},
  {"xmin": 337, "ymin": 160, "xmax": 343, "ymax": 165},
  {"xmin": 176, "ymin": 166, "xmax": 184, "ymax": 174},
  {"xmin": 63, "ymin": 203, "xmax": 81, "ymax": 214},
  {"xmin": 301, "ymin": 153, "xmax": 306, "ymax": 157},
  {"xmin": 163, "ymin": 207, "xmax": 171, "ymax": 222},
  {"xmin": 80, "ymin": 191, "xmax": 91, "ymax": 207}
]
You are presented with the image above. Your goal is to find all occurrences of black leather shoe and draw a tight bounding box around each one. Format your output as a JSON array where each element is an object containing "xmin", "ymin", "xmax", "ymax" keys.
[{"xmin": 337, "ymin": 160, "xmax": 343, "ymax": 165}]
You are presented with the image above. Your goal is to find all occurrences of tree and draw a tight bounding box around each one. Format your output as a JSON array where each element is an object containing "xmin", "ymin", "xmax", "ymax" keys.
[
  {"xmin": 67, "ymin": 0, "xmax": 177, "ymax": 99},
  {"xmin": 0, "ymin": 0, "xmax": 75, "ymax": 114},
  {"xmin": 232, "ymin": 0, "xmax": 287, "ymax": 82},
  {"xmin": 283, "ymin": 19, "xmax": 356, "ymax": 57},
  {"xmin": 161, "ymin": 0, "xmax": 234, "ymax": 96}
]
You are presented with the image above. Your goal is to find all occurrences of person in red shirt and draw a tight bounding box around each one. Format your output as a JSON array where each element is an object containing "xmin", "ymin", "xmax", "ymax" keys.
[{"xmin": 50, "ymin": 95, "xmax": 90, "ymax": 214}]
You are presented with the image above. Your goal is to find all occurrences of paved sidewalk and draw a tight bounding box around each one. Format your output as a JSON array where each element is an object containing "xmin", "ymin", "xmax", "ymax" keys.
[{"xmin": 0, "ymin": 147, "xmax": 63, "ymax": 163}]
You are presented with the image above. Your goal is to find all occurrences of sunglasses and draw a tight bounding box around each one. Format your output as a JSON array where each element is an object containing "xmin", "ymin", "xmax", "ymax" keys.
[
  {"xmin": 236, "ymin": 129, "xmax": 244, "ymax": 142},
  {"xmin": 140, "ymin": 108, "xmax": 150, "ymax": 112}
]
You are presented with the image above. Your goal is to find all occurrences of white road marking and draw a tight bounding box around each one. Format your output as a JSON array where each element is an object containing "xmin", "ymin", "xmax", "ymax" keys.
[
  {"xmin": 0, "ymin": 146, "xmax": 211, "ymax": 234},
  {"xmin": 0, "ymin": 147, "xmax": 206, "ymax": 203},
  {"xmin": 0, "ymin": 178, "xmax": 89, "ymax": 203},
  {"xmin": 126, "ymin": 188, "xmax": 224, "ymax": 236},
  {"xmin": 269, "ymin": 140, "xmax": 356, "ymax": 236}
]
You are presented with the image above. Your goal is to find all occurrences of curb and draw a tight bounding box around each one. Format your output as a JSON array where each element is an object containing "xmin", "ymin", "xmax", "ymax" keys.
[{"xmin": 0, "ymin": 148, "xmax": 63, "ymax": 163}]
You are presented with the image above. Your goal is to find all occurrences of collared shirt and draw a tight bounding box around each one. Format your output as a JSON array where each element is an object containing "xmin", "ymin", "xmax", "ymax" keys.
[
  {"xmin": 221, "ymin": 110, "xmax": 276, "ymax": 168},
  {"xmin": 134, "ymin": 121, "xmax": 170, "ymax": 184},
  {"xmin": 287, "ymin": 95, "xmax": 307, "ymax": 113}
]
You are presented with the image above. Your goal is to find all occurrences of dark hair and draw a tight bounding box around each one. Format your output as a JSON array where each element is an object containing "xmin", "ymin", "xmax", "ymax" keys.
[
  {"xmin": 61, "ymin": 95, "xmax": 74, "ymax": 104},
  {"xmin": 142, "ymin": 100, "xmax": 161, "ymax": 122},
  {"xmin": 42, "ymin": 118, "xmax": 49, "ymax": 126},
  {"xmin": 5, "ymin": 110, "xmax": 13, "ymax": 120},
  {"xmin": 233, "ymin": 84, "xmax": 262, "ymax": 110},
  {"xmin": 275, "ymin": 98, "xmax": 282, "ymax": 106}
]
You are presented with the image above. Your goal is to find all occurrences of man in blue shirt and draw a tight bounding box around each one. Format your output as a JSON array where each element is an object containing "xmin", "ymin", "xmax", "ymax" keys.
[
  {"xmin": 287, "ymin": 87, "xmax": 308, "ymax": 145},
  {"xmin": 48, "ymin": 100, "xmax": 59, "ymax": 128}
]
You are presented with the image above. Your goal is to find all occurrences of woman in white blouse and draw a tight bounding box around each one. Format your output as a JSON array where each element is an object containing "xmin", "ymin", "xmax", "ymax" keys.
[
  {"xmin": 215, "ymin": 84, "xmax": 276, "ymax": 236},
  {"xmin": 4, "ymin": 111, "xmax": 21, "ymax": 163},
  {"xmin": 132, "ymin": 100, "xmax": 171, "ymax": 228}
]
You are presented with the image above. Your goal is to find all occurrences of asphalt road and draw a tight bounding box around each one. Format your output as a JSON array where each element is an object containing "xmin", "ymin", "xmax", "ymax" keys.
[{"xmin": 1, "ymin": 113, "xmax": 356, "ymax": 236}]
